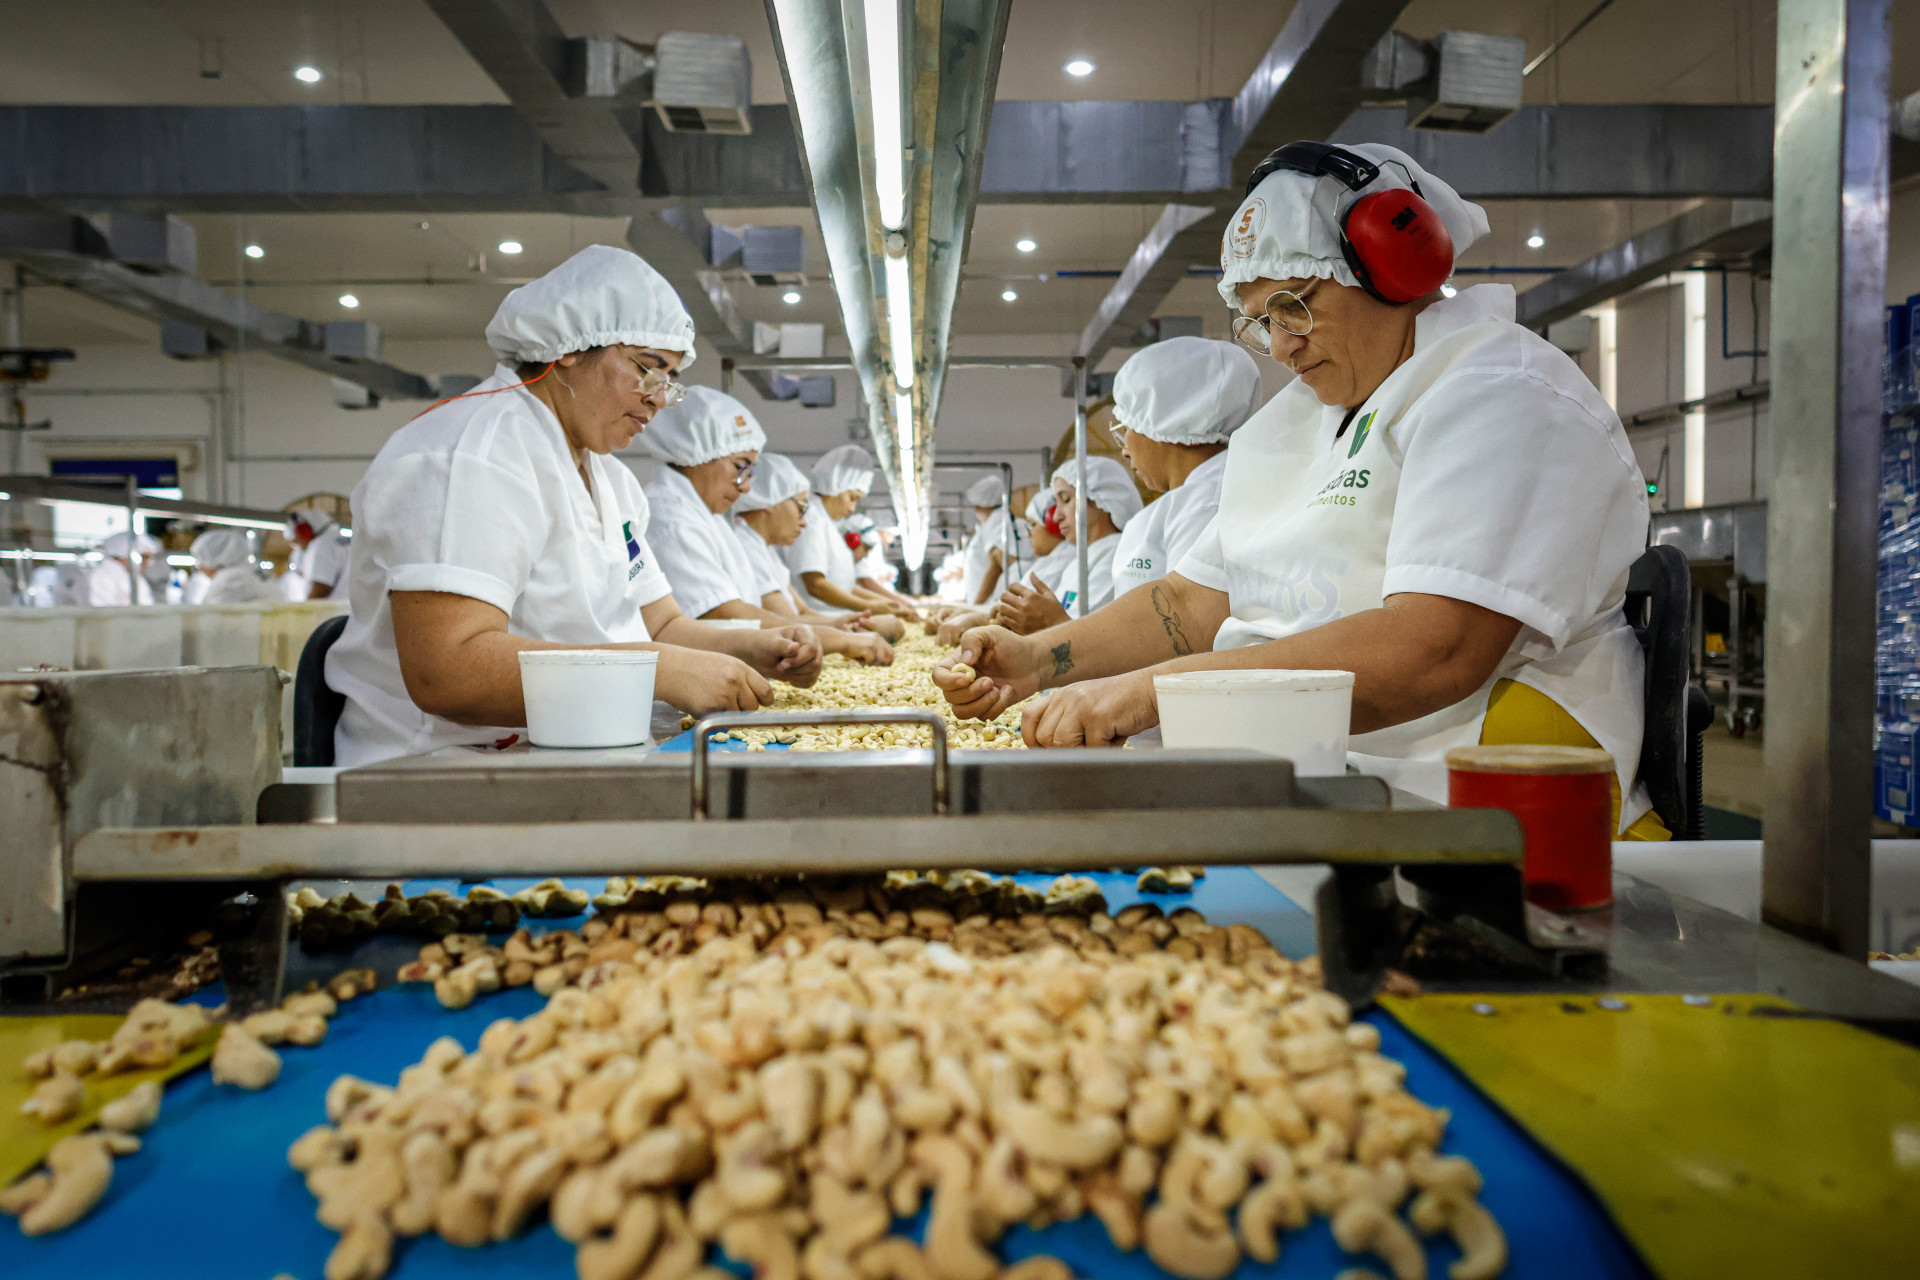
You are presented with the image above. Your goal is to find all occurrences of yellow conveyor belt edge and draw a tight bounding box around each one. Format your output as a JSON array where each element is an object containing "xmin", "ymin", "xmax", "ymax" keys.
[
  {"xmin": 1382, "ymin": 992, "xmax": 1920, "ymax": 1279},
  {"xmin": 0, "ymin": 1014, "xmax": 217, "ymax": 1188}
]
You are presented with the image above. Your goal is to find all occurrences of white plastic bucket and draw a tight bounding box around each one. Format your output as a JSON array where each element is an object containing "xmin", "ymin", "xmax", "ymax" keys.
[
  {"xmin": 704, "ymin": 619, "xmax": 763, "ymax": 631},
  {"xmin": 518, "ymin": 649, "xmax": 659, "ymax": 748},
  {"xmin": 1153, "ymin": 668, "xmax": 1355, "ymax": 775}
]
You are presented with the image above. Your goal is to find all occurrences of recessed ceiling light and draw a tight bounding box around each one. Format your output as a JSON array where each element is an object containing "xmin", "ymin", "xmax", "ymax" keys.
[
  {"xmin": 1526, "ymin": 234, "xmax": 1545, "ymax": 249},
  {"xmin": 782, "ymin": 290, "xmax": 802, "ymax": 305},
  {"xmin": 294, "ymin": 65, "xmax": 322, "ymax": 84},
  {"xmin": 1015, "ymin": 238, "xmax": 1037, "ymax": 253},
  {"xmin": 497, "ymin": 240, "xmax": 523, "ymax": 255},
  {"xmin": 244, "ymin": 244, "xmax": 264, "ymax": 259},
  {"xmin": 338, "ymin": 294, "xmax": 360, "ymax": 309},
  {"xmin": 1001, "ymin": 289, "xmax": 1018, "ymax": 302},
  {"xmin": 1064, "ymin": 59, "xmax": 1094, "ymax": 77},
  {"xmin": 1440, "ymin": 284, "xmax": 1457, "ymax": 297}
]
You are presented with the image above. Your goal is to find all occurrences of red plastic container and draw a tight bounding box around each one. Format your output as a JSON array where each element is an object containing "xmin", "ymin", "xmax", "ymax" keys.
[{"xmin": 1446, "ymin": 744, "xmax": 1616, "ymax": 910}]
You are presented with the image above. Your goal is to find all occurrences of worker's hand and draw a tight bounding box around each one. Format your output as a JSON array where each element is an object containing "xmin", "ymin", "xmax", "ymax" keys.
[
  {"xmin": 836, "ymin": 630, "xmax": 895, "ymax": 666},
  {"xmin": 834, "ymin": 609, "xmax": 876, "ymax": 633},
  {"xmin": 931, "ymin": 626, "xmax": 1044, "ymax": 721},
  {"xmin": 936, "ymin": 611, "xmax": 989, "ymax": 648},
  {"xmin": 1020, "ymin": 672, "xmax": 1156, "ymax": 748},
  {"xmin": 741, "ymin": 625, "xmax": 824, "ymax": 687},
  {"xmin": 990, "ymin": 575, "xmax": 1070, "ymax": 636},
  {"xmin": 865, "ymin": 613, "xmax": 906, "ymax": 643},
  {"xmin": 654, "ymin": 647, "xmax": 774, "ymax": 714}
]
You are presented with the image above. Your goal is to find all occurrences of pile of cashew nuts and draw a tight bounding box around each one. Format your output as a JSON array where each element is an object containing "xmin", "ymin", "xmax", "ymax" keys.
[
  {"xmin": 3, "ymin": 970, "xmax": 379, "ymax": 1237},
  {"xmin": 711, "ymin": 631, "xmax": 1026, "ymax": 753},
  {"xmin": 293, "ymin": 874, "xmax": 1506, "ymax": 1280}
]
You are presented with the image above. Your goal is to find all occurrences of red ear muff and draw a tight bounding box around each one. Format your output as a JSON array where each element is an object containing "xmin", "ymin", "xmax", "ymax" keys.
[{"xmin": 1340, "ymin": 189, "xmax": 1455, "ymax": 304}]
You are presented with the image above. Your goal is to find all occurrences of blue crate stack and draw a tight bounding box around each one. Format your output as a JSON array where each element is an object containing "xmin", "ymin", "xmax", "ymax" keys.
[{"xmin": 1877, "ymin": 296, "xmax": 1920, "ymax": 823}]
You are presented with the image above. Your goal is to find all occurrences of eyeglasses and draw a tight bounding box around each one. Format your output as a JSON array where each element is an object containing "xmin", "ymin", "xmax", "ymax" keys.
[
  {"xmin": 733, "ymin": 457, "xmax": 756, "ymax": 486},
  {"xmin": 633, "ymin": 363, "xmax": 687, "ymax": 405},
  {"xmin": 1230, "ymin": 286, "xmax": 1315, "ymax": 356}
]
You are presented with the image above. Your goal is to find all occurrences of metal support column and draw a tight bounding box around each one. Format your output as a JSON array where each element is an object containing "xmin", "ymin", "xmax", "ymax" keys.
[
  {"xmin": 720, "ymin": 357, "xmax": 735, "ymax": 395},
  {"xmin": 123, "ymin": 474, "xmax": 141, "ymax": 604},
  {"xmin": 1072, "ymin": 355, "xmax": 1089, "ymax": 617},
  {"xmin": 1761, "ymin": 0, "xmax": 1889, "ymax": 958}
]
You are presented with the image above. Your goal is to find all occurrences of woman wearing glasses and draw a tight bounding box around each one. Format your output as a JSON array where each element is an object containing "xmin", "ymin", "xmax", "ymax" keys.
[
  {"xmin": 328, "ymin": 245, "xmax": 818, "ymax": 767},
  {"xmin": 936, "ymin": 144, "xmax": 1661, "ymax": 834}
]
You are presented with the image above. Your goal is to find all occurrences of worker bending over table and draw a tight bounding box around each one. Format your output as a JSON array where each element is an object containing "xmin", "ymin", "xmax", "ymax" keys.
[
  {"xmin": 326, "ymin": 245, "xmax": 822, "ymax": 768},
  {"xmin": 784, "ymin": 444, "xmax": 913, "ymax": 635},
  {"xmin": 186, "ymin": 529, "xmax": 276, "ymax": 605},
  {"xmin": 936, "ymin": 141, "xmax": 1663, "ymax": 836}
]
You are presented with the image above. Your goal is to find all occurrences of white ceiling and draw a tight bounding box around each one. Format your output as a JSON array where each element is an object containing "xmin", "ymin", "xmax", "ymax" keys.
[{"xmin": 2, "ymin": 0, "xmax": 1913, "ymax": 354}]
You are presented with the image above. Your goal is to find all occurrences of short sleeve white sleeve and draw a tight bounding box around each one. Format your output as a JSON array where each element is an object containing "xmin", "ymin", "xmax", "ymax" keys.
[
  {"xmin": 1381, "ymin": 370, "xmax": 1646, "ymax": 650},
  {"xmin": 362, "ymin": 445, "xmax": 551, "ymax": 615},
  {"xmin": 784, "ymin": 503, "xmax": 835, "ymax": 578},
  {"xmin": 305, "ymin": 533, "xmax": 352, "ymax": 591},
  {"xmin": 1171, "ymin": 512, "xmax": 1229, "ymax": 591}
]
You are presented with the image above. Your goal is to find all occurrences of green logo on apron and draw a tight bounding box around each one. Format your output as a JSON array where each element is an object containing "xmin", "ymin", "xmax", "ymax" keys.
[{"xmin": 1347, "ymin": 409, "xmax": 1375, "ymax": 459}]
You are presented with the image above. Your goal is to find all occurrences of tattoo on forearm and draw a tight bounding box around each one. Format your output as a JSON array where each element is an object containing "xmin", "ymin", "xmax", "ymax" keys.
[
  {"xmin": 1050, "ymin": 641, "xmax": 1074, "ymax": 678},
  {"xmin": 1152, "ymin": 586, "xmax": 1194, "ymax": 656}
]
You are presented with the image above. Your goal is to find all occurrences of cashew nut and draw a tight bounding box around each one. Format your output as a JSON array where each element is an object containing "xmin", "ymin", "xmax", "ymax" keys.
[
  {"xmin": 1408, "ymin": 1191, "xmax": 1507, "ymax": 1280},
  {"xmin": 211, "ymin": 1023, "xmax": 281, "ymax": 1090},
  {"xmin": 98, "ymin": 1080, "xmax": 163, "ymax": 1133},
  {"xmin": 389, "ymin": 1131, "xmax": 455, "ymax": 1237},
  {"xmin": 857, "ymin": 1237, "xmax": 938, "ymax": 1280},
  {"xmin": 325, "ymin": 1213, "xmax": 393, "ymax": 1280},
  {"xmin": 998, "ymin": 1259, "xmax": 1073, "ymax": 1280},
  {"xmin": 721, "ymin": 1212, "xmax": 802, "ymax": 1280},
  {"xmin": 0, "ymin": 1173, "xmax": 51, "ymax": 1217},
  {"xmin": 21, "ymin": 1072, "xmax": 86, "ymax": 1124},
  {"xmin": 1331, "ymin": 1197, "xmax": 1427, "ymax": 1280},
  {"xmin": 20, "ymin": 1134, "xmax": 113, "ymax": 1236},
  {"xmin": 1142, "ymin": 1200, "xmax": 1241, "ymax": 1280}
]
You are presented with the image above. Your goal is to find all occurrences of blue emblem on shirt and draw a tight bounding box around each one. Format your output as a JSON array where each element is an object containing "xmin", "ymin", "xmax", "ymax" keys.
[{"xmin": 623, "ymin": 519, "xmax": 647, "ymax": 580}]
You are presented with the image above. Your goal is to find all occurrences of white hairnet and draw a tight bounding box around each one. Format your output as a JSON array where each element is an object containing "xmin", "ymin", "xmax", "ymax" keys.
[
  {"xmin": 812, "ymin": 444, "xmax": 875, "ymax": 498},
  {"xmin": 1217, "ymin": 143, "xmax": 1488, "ymax": 304},
  {"xmin": 1025, "ymin": 490, "xmax": 1052, "ymax": 525},
  {"xmin": 733, "ymin": 452, "xmax": 810, "ymax": 513},
  {"xmin": 840, "ymin": 512, "xmax": 877, "ymax": 544},
  {"xmin": 1113, "ymin": 337, "xmax": 1264, "ymax": 445},
  {"xmin": 284, "ymin": 507, "xmax": 337, "ymax": 540},
  {"xmin": 643, "ymin": 385, "xmax": 766, "ymax": 467},
  {"xmin": 1052, "ymin": 456, "xmax": 1143, "ymax": 530},
  {"xmin": 100, "ymin": 531, "xmax": 162, "ymax": 558},
  {"xmin": 191, "ymin": 529, "xmax": 252, "ymax": 570},
  {"xmin": 486, "ymin": 244, "xmax": 698, "ymax": 368},
  {"xmin": 965, "ymin": 475, "xmax": 1003, "ymax": 508}
]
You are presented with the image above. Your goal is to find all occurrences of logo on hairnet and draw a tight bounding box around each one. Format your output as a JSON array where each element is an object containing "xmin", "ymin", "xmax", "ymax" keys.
[{"xmin": 1228, "ymin": 199, "xmax": 1265, "ymax": 262}]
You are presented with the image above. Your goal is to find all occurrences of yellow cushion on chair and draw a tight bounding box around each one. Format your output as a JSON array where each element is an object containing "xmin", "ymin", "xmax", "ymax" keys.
[{"xmin": 1480, "ymin": 678, "xmax": 1672, "ymax": 841}]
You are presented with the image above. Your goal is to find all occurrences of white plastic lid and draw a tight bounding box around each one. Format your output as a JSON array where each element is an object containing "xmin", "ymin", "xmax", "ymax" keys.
[
  {"xmin": 1152, "ymin": 668, "xmax": 1354, "ymax": 693},
  {"xmin": 517, "ymin": 648, "xmax": 659, "ymax": 666}
]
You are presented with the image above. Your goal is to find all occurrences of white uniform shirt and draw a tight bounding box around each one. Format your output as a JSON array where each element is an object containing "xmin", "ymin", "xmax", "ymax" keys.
[
  {"xmin": 1027, "ymin": 543, "xmax": 1079, "ymax": 596},
  {"xmin": 730, "ymin": 520, "xmax": 795, "ymax": 604},
  {"xmin": 284, "ymin": 529, "xmax": 351, "ymax": 600},
  {"xmin": 328, "ymin": 364, "xmax": 673, "ymax": 767},
  {"xmin": 643, "ymin": 466, "xmax": 764, "ymax": 619},
  {"xmin": 75, "ymin": 561, "xmax": 153, "ymax": 606},
  {"xmin": 784, "ymin": 495, "xmax": 859, "ymax": 611},
  {"xmin": 1175, "ymin": 285, "xmax": 1651, "ymax": 822},
  {"xmin": 960, "ymin": 507, "xmax": 1013, "ymax": 604},
  {"xmin": 856, "ymin": 547, "xmax": 894, "ymax": 589},
  {"xmin": 1057, "ymin": 533, "xmax": 1122, "ymax": 616},
  {"xmin": 1114, "ymin": 451, "xmax": 1228, "ymax": 597},
  {"xmin": 202, "ymin": 564, "xmax": 279, "ymax": 605}
]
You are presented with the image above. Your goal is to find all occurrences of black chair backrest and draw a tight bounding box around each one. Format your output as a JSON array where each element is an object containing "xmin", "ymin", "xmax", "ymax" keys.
[
  {"xmin": 293, "ymin": 613, "xmax": 350, "ymax": 767},
  {"xmin": 1623, "ymin": 544, "xmax": 1692, "ymax": 835}
]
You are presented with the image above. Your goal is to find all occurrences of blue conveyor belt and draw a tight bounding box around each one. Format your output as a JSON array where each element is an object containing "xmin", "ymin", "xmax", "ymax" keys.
[{"xmin": 0, "ymin": 870, "xmax": 1648, "ymax": 1279}]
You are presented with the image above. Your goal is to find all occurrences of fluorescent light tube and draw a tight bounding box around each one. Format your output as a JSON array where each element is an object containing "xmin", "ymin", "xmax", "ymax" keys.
[
  {"xmin": 886, "ymin": 254, "xmax": 914, "ymax": 389},
  {"xmin": 864, "ymin": 0, "xmax": 905, "ymax": 229}
]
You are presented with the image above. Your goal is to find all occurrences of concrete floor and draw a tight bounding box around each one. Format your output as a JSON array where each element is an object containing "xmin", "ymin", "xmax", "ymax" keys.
[{"xmin": 1700, "ymin": 718, "xmax": 1914, "ymax": 838}]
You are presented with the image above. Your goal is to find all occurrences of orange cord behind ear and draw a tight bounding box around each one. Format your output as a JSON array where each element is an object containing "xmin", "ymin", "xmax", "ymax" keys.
[{"xmin": 409, "ymin": 362, "xmax": 556, "ymax": 421}]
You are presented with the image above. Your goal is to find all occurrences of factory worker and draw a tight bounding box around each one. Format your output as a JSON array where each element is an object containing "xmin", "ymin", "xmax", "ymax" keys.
[
  {"xmin": 1110, "ymin": 337, "xmax": 1262, "ymax": 595},
  {"xmin": 282, "ymin": 508, "xmax": 350, "ymax": 601},
  {"xmin": 852, "ymin": 515, "xmax": 920, "ymax": 610},
  {"xmin": 785, "ymin": 445, "xmax": 913, "ymax": 628},
  {"xmin": 68, "ymin": 531, "xmax": 160, "ymax": 606},
  {"xmin": 992, "ymin": 456, "xmax": 1140, "ymax": 629},
  {"xmin": 1021, "ymin": 490, "xmax": 1076, "ymax": 595},
  {"xmin": 638, "ymin": 387, "xmax": 778, "ymax": 619},
  {"xmin": 958, "ymin": 474, "xmax": 1013, "ymax": 605},
  {"xmin": 327, "ymin": 244, "xmax": 820, "ymax": 768},
  {"xmin": 936, "ymin": 142, "xmax": 1660, "ymax": 834},
  {"xmin": 187, "ymin": 529, "xmax": 277, "ymax": 605}
]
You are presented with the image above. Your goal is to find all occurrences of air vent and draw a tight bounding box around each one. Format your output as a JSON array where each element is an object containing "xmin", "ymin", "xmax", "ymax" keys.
[
  {"xmin": 653, "ymin": 32, "xmax": 752, "ymax": 135},
  {"xmin": 1407, "ymin": 32, "xmax": 1524, "ymax": 134}
]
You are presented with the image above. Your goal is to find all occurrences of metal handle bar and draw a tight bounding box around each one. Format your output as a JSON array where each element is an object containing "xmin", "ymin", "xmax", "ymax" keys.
[{"xmin": 689, "ymin": 708, "xmax": 950, "ymax": 819}]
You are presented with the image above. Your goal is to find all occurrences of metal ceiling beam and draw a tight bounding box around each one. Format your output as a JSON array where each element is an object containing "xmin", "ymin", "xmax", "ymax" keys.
[
  {"xmin": 1514, "ymin": 200, "xmax": 1776, "ymax": 331},
  {"xmin": 0, "ymin": 214, "xmax": 438, "ymax": 399},
  {"xmin": 0, "ymin": 103, "xmax": 1776, "ymax": 214},
  {"xmin": 1073, "ymin": 0, "xmax": 1413, "ymax": 369}
]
